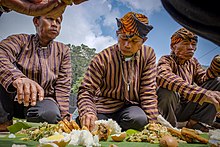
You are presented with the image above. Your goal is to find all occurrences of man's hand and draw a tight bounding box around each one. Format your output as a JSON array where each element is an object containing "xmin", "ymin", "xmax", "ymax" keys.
[
  {"xmin": 201, "ymin": 90, "xmax": 220, "ymax": 112},
  {"xmin": 12, "ymin": 78, "xmax": 44, "ymax": 107},
  {"xmin": 80, "ymin": 113, "xmax": 97, "ymax": 131},
  {"xmin": 0, "ymin": 0, "xmax": 88, "ymax": 17}
]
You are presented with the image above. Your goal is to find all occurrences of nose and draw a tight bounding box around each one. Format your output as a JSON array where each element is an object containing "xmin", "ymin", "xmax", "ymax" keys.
[
  {"xmin": 51, "ymin": 20, "xmax": 56, "ymax": 25},
  {"xmin": 124, "ymin": 41, "xmax": 130, "ymax": 48},
  {"xmin": 189, "ymin": 44, "xmax": 196, "ymax": 51}
]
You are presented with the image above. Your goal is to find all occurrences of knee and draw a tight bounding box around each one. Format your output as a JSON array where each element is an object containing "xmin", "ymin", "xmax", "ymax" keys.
[
  {"xmin": 157, "ymin": 87, "xmax": 177, "ymax": 104},
  {"xmin": 40, "ymin": 110, "xmax": 61, "ymax": 124},
  {"xmin": 132, "ymin": 115, "xmax": 148, "ymax": 129},
  {"xmin": 120, "ymin": 114, "xmax": 148, "ymax": 131}
]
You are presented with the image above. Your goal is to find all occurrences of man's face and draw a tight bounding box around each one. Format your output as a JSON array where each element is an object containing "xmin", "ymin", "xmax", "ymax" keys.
[
  {"xmin": 172, "ymin": 39, "xmax": 197, "ymax": 60},
  {"xmin": 35, "ymin": 16, "xmax": 62, "ymax": 41},
  {"xmin": 118, "ymin": 34, "xmax": 145, "ymax": 57}
]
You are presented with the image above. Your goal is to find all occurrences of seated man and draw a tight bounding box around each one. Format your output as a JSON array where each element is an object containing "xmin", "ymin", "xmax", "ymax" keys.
[
  {"xmin": 157, "ymin": 27, "xmax": 220, "ymax": 132},
  {"xmin": 0, "ymin": 14, "xmax": 72, "ymax": 131},
  {"xmin": 77, "ymin": 12, "xmax": 159, "ymax": 131}
]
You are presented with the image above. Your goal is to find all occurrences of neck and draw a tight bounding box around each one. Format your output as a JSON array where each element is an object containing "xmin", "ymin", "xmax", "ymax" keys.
[
  {"xmin": 171, "ymin": 53, "xmax": 188, "ymax": 65},
  {"xmin": 39, "ymin": 39, "xmax": 50, "ymax": 47}
]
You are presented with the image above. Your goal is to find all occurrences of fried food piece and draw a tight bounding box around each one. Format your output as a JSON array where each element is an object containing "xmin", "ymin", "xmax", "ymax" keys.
[
  {"xmin": 181, "ymin": 127, "xmax": 208, "ymax": 144},
  {"xmin": 81, "ymin": 126, "xmax": 89, "ymax": 131},
  {"xmin": 167, "ymin": 127, "xmax": 193, "ymax": 143},
  {"xmin": 58, "ymin": 120, "xmax": 71, "ymax": 133},
  {"xmin": 70, "ymin": 120, "xmax": 80, "ymax": 130},
  {"xmin": 62, "ymin": 118, "xmax": 74, "ymax": 130}
]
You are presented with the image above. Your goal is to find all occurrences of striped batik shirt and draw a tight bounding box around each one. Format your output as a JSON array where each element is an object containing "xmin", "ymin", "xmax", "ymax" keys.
[
  {"xmin": 0, "ymin": 34, "xmax": 72, "ymax": 117},
  {"xmin": 77, "ymin": 44, "xmax": 159, "ymax": 122},
  {"xmin": 157, "ymin": 54, "xmax": 220, "ymax": 103}
]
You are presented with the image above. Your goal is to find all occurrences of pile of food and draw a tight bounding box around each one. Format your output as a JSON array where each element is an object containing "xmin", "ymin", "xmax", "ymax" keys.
[
  {"xmin": 4, "ymin": 119, "xmax": 211, "ymax": 147},
  {"xmin": 126, "ymin": 123, "xmax": 209, "ymax": 145},
  {"xmin": 10, "ymin": 119, "xmax": 126, "ymax": 146}
]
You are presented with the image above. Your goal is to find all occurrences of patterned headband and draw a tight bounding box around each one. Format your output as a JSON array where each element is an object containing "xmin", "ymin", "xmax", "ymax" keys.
[
  {"xmin": 171, "ymin": 27, "xmax": 198, "ymax": 45},
  {"xmin": 116, "ymin": 12, "xmax": 153, "ymax": 38}
]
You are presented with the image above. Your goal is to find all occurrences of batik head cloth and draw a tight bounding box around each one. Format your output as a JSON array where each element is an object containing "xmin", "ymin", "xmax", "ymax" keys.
[
  {"xmin": 116, "ymin": 12, "xmax": 153, "ymax": 38},
  {"xmin": 171, "ymin": 27, "xmax": 198, "ymax": 46}
]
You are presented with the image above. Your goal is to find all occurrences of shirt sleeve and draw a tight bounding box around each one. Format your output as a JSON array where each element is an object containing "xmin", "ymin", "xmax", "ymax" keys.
[
  {"xmin": 157, "ymin": 56, "xmax": 208, "ymax": 103},
  {"xmin": 0, "ymin": 35, "xmax": 27, "ymax": 92},
  {"xmin": 140, "ymin": 47, "xmax": 159, "ymax": 122},
  {"xmin": 194, "ymin": 55, "xmax": 220, "ymax": 85},
  {"xmin": 55, "ymin": 44, "xmax": 72, "ymax": 117},
  {"xmin": 206, "ymin": 55, "xmax": 220, "ymax": 78},
  {"xmin": 77, "ymin": 53, "xmax": 105, "ymax": 118}
]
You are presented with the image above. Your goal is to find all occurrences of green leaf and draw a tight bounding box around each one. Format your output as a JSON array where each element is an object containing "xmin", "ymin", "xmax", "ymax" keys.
[
  {"xmin": 126, "ymin": 129, "xmax": 139, "ymax": 136},
  {"xmin": 7, "ymin": 122, "xmax": 31, "ymax": 134}
]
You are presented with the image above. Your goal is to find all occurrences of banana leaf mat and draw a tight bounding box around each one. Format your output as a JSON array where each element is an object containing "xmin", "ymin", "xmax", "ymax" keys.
[{"xmin": 0, "ymin": 120, "xmax": 210, "ymax": 147}]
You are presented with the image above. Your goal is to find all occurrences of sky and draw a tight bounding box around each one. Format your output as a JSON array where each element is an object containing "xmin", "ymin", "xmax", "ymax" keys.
[{"xmin": 0, "ymin": 0, "xmax": 219, "ymax": 66}]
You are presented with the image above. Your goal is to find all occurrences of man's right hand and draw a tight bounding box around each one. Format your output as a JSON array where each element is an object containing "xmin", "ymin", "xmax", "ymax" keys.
[
  {"xmin": 80, "ymin": 113, "xmax": 97, "ymax": 131},
  {"xmin": 201, "ymin": 90, "xmax": 220, "ymax": 112},
  {"xmin": 12, "ymin": 77, "xmax": 44, "ymax": 107}
]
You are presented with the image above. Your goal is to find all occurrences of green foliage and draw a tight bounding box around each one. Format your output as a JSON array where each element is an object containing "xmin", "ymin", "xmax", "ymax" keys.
[
  {"xmin": 68, "ymin": 44, "xmax": 96, "ymax": 94},
  {"xmin": 71, "ymin": 76, "xmax": 84, "ymax": 94}
]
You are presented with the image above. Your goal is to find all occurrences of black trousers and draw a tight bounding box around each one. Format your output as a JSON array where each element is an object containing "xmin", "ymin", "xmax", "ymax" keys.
[
  {"xmin": 0, "ymin": 84, "xmax": 61, "ymax": 124},
  {"xmin": 157, "ymin": 78, "xmax": 220, "ymax": 127},
  {"xmin": 76, "ymin": 105, "xmax": 148, "ymax": 131}
]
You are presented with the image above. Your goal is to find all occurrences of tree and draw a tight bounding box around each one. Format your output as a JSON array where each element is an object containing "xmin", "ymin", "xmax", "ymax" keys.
[{"xmin": 68, "ymin": 44, "xmax": 96, "ymax": 93}]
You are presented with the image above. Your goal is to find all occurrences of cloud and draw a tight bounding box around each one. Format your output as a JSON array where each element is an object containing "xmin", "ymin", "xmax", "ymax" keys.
[
  {"xmin": 57, "ymin": 0, "xmax": 118, "ymax": 52},
  {"xmin": 0, "ymin": 0, "xmax": 163, "ymax": 53},
  {"xmin": 117, "ymin": 0, "xmax": 162, "ymax": 14}
]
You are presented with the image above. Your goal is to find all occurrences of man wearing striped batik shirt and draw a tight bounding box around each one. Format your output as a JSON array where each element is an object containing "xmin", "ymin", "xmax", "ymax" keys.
[
  {"xmin": 0, "ymin": 14, "xmax": 72, "ymax": 131},
  {"xmin": 77, "ymin": 12, "xmax": 159, "ymax": 131},
  {"xmin": 157, "ymin": 27, "xmax": 220, "ymax": 132}
]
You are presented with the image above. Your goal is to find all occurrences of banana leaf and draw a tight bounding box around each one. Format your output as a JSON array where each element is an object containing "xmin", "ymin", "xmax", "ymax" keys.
[
  {"xmin": 0, "ymin": 133, "xmax": 210, "ymax": 147},
  {"xmin": 0, "ymin": 121, "xmax": 210, "ymax": 147}
]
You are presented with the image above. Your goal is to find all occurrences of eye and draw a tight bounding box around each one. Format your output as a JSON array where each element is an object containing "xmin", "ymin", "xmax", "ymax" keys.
[
  {"xmin": 56, "ymin": 19, "xmax": 61, "ymax": 24},
  {"xmin": 47, "ymin": 17, "xmax": 53, "ymax": 21},
  {"xmin": 132, "ymin": 40, "xmax": 139, "ymax": 43}
]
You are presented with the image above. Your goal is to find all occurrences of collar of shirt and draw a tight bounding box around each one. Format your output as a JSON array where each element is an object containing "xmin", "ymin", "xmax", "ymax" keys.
[
  {"xmin": 33, "ymin": 34, "xmax": 53, "ymax": 49},
  {"xmin": 116, "ymin": 44, "xmax": 140, "ymax": 62},
  {"xmin": 171, "ymin": 52, "xmax": 191, "ymax": 65}
]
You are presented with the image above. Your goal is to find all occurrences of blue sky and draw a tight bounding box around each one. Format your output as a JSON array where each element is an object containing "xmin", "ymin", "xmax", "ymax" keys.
[{"xmin": 0, "ymin": 0, "xmax": 219, "ymax": 66}]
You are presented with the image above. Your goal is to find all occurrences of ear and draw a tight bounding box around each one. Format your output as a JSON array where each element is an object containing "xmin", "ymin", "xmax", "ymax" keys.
[
  {"xmin": 142, "ymin": 37, "xmax": 147, "ymax": 43},
  {"xmin": 170, "ymin": 44, "xmax": 175, "ymax": 51},
  {"xmin": 33, "ymin": 17, "xmax": 39, "ymax": 27}
]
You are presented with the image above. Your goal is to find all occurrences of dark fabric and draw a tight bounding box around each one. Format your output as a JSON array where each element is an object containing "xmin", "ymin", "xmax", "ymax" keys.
[
  {"xmin": 157, "ymin": 78, "xmax": 220, "ymax": 127},
  {"xmin": 0, "ymin": 84, "xmax": 17, "ymax": 123},
  {"xmin": 0, "ymin": 84, "xmax": 61, "ymax": 124},
  {"xmin": 161, "ymin": 0, "xmax": 220, "ymax": 46},
  {"xmin": 76, "ymin": 105, "xmax": 148, "ymax": 131},
  {"xmin": 97, "ymin": 105, "xmax": 148, "ymax": 131},
  {"xmin": 27, "ymin": 99, "xmax": 61, "ymax": 124}
]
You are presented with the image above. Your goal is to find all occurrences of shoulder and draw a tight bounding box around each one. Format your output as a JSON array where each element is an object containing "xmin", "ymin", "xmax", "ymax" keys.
[
  {"xmin": 159, "ymin": 55, "xmax": 172, "ymax": 61},
  {"xmin": 5, "ymin": 34, "xmax": 30, "ymax": 41},
  {"xmin": 158, "ymin": 55, "xmax": 174, "ymax": 66},
  {"xmin": 141, "ymin": 45, "xmax": 154, "ymax": 51},
  {"xmin": 139, "ymin": 45, "xmax": 156, "ymax": 59},
  {"xmin": 53, "ymin": 41, "xmax": 69, "ymax": 48},
  {"xmin": 191, "ymin": 57, "xmax": 199, "ymax": 63},
  {"xmin": 52, "ymin": 41, "xmax": 70, "ymax": 51},
  {"xmin": 93, "ymin": 44, "xmax": 118, "ymax": 61},
  {"xmin": 1, "ymin": 34, "xmax": 32, "ymax": 47}
]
